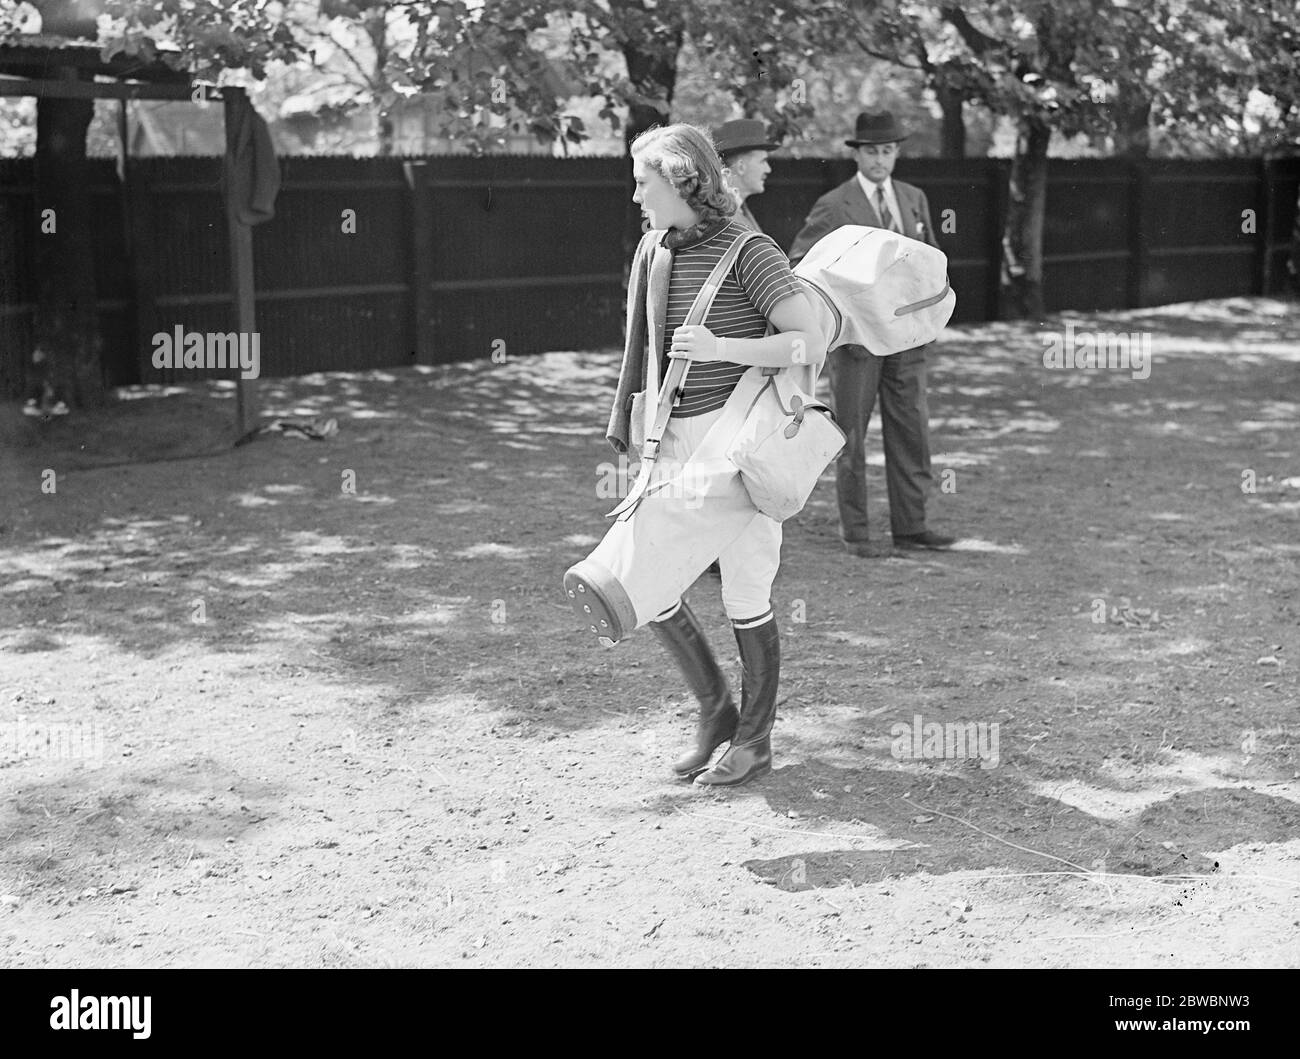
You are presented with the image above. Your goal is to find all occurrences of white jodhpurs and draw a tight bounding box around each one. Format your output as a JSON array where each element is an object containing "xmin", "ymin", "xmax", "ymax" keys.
[{"xmin": 657, "ymin": 407, "xmax": 782, "ymax": 622}]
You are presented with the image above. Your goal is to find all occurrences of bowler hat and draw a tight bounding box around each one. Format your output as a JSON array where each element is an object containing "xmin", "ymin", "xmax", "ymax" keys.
[
  {"xmin": 845, "ymin": 110, "xmax": 909, "ymax": 147},
  {"xmin": 712, "ymin": 119, "xmax": 779, "ymax": 157}
]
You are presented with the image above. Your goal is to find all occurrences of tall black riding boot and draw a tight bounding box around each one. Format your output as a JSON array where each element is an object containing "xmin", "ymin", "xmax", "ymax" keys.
[
  {"xmin": 650, "ymin": 601, "xmax": 739, "ymax": 779},
  {"xmin": 694, "ymin": 614, "xmax": 779, "ymax": 787}
]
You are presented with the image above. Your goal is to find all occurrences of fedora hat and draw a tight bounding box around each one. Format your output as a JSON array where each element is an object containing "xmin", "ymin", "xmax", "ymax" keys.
[
  {"xmin": 845, "ymin": 110, "xmax": 909, "ymax": 147},
  {"xmin": 712, "ymin": 118, "xmax": 779, "ymax": 157}
]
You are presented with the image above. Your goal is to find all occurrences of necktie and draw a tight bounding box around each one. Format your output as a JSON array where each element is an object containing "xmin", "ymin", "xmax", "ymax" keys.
[{"xmin": 875, "ymin": 186, "xmax": 898, "ymax": 233}]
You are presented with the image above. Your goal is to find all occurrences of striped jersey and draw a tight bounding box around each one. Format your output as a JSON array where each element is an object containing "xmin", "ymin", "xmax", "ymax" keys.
[{"xmin": 660, "ymin": 219, "xmax": 803, "ymax": 418}]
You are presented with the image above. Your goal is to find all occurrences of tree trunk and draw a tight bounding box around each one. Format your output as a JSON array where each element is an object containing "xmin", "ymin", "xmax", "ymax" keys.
[
  {"xmin": 935, "ymin": 73, "xmax": 966, "ymax": 158},
  {"xmin": 365, "ymin": 6, "xmax": 394, "ymax": 156},
  {"xmin": 1290, "ymin": 183, "xmax": 1300, "ymax": 295},
  {"xmin": 33, "ymin": 87, "xmax": 102, "ymax": 409},
  {"xmin": 1112, "ymin": 87, "xmax": 1151, "ymax": 159},
  {"xmin": 1000, "ymin": 114, "xmax": 1050, "ymax": 319}
]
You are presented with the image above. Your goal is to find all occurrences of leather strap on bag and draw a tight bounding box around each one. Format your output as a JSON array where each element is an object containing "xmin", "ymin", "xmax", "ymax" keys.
[
  {"xmin": 607, "ymin": 229, "xmax": 762, "ymax": 521},
  {"xmin": 744, "ymin": 372, "xmax": 838, "ymax": 436}
]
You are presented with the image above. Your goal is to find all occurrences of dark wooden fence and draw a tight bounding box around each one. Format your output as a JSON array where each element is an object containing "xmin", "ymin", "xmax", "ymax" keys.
[{"xmin": 1, "ymin": 154, "xmax": 1297, "ymax": 400}]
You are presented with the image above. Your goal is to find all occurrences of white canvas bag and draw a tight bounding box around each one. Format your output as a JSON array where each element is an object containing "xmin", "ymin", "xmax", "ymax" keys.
[
  {"xmin": 793, "ymin": 225, "xmax": 956, "ymax": 355},
  {"xmin": 725, "ymin": 367, "xmax": 845, "ymax": 522}
]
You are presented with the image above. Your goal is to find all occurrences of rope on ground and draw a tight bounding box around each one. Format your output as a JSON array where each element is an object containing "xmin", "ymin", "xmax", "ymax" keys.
[
  {"xmin": 674, "ymin": 807, "xmax": 917, "ymax": 848},
  {"xmin": 968, "ymin": 869, "xmax": 1300, "ymax": 888},
  {"xmin": 900, "ymin": 797, "xmax": 1093, "ymax": 873}
]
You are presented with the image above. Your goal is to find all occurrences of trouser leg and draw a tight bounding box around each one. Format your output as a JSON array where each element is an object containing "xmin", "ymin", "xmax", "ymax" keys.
[
  {"xmin": 829, "ymin": 346, "xmax": 880, "ymax": 542},
  {"xmin": 717, "ymin": 511, "xmax": 782, "ymax": 623},
  {"xmin": 877, "ymin": 345, "xmax": 932, "ymax": 537}
]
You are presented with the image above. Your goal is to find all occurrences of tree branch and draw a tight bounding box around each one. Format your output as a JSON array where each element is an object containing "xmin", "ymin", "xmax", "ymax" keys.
[
  {"xmin": 326, "ymin": 28, "xmax": 383, "ymax": 93},
  {"xmin": 941, "ymin": 4, "xmax": 1003, "ymax": 57}
]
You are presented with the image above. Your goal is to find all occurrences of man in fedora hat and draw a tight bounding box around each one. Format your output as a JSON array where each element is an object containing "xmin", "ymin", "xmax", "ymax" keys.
[
  {"xmin": 789, "ymin": 109, "xmax": 956, "ymax": 556},
  {"xmin": 712, "ymin": 118, "xmax": 779, "ymax": 232}
]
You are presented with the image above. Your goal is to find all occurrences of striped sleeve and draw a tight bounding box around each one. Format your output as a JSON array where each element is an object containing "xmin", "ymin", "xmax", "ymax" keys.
[{"xmin": 734, "ymin": 235, "xmax": 804, "ymax": 319}]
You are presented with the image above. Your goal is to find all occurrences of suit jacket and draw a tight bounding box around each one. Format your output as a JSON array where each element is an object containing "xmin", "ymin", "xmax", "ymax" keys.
[{"xmin": 788, "ymin": 175, "xmax": 936, "ymax": 268}]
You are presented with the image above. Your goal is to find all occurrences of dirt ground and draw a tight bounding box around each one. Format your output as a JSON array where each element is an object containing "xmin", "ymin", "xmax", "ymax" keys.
[{"xmin": 1, "ymin": 295, "xmax": 1298, "ymax": 968}]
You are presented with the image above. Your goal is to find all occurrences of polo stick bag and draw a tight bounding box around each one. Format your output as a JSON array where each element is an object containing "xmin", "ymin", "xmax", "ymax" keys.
[
  {"xmin": 792, "ymin": 225, "xmax": 956, "ymax": 354},
  {"xmin": 564, "ymin": 231, "xmax": 767, "ymax": 646}
]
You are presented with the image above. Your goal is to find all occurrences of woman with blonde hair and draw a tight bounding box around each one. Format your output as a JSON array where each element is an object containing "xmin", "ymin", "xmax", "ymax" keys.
[{"xmin": 597, "ymin": 123, "xmax": 826, "ymax": 787}]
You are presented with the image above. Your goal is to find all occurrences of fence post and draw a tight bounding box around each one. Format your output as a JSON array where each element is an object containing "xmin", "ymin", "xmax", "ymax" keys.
[
  {"xmin": 0, "ymin": 166, "xmax": 26, "ymax": 400},
  {"xmin": 124, "ymin": 156, "xmax": 158, "ymax": 384},
  {"xmin": 987, "ymin": 159, "xmax": 1008, "ymax": 322},
  {"xmin": 1127, "ymin": 160, "xmax": 1149, "ymax": 309},
  {"xmin": 1258, "ymin": 156, "xmax": 1276, "ymax": 295},
  {"xmin": 222, "ymin": 86, "xmax": 261, "ymax": 442},
  {"xmin": 404, "ymin": 160, "xmax": 434, "ymax": 364}
]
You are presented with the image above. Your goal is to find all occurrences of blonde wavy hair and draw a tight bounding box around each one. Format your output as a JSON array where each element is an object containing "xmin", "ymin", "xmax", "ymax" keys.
[{"xmin": 631, "ymin": 123, "xmax": 738, "ymax": 234}]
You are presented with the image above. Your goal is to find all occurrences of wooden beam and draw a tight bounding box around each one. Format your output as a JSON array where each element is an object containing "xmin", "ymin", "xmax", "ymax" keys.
[
  {"xmin": 0, "ymin": 78, "xmax": 216, "ymax": 101},
  {"xmin": 0, "ymin": 39, "xmax": 197, "ymax": 84},
  {"xmin": 124, "ymin": 150, "xmax": 161, "ymax": 387},
  {"xmin": 222, "ymin": 87, "xmax": 261, "ymax": 442},
  {"xmin": 426, "ymin": 273, "xmax": 623, "ymax": 293}
]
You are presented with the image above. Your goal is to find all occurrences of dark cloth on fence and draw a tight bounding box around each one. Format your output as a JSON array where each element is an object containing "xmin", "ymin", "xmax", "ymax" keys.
[{"xmin": 222, "ymin": 101, "xmax": 281, "ymax": 226}]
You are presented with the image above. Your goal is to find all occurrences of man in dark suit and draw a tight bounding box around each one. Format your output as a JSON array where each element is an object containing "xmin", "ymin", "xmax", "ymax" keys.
[
  {"xmin": 789, "ymin": 110, "xmax": 956, "ymax": 556},
  {"xmin": 712, "ymin": 119, "xmax": 778, "ymax": 232}
]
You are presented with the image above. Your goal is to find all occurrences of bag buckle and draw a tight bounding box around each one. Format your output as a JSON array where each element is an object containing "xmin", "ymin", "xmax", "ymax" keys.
[{"xmin": 784, "ymin": 395, "xmax": 807, "ymax": 439}]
